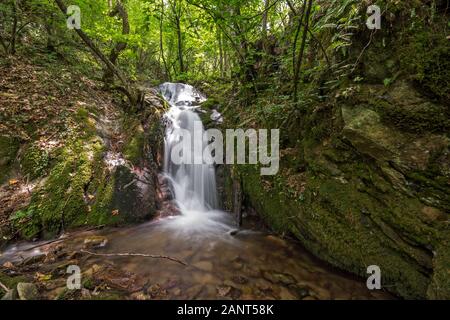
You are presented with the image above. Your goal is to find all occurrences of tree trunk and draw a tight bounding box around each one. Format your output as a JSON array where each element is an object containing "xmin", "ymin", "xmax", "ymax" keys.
[
  {"xmin": 103, "ymin": 0, "xmax": 130, "ymax": 85},
  {"xmin": 10, "ymin": 0, "xmax": 18, "ymax": 55},
  {"xmin": 176, "ymin": 17, "xmax": 184, "ymax": 73},
  {"xmin": 262, "ymin": 0, "xmax": 269, "ymax": 41},
  {"xmin": 159, "ymin": 0, "xmax": 171, "ymax": 81},
  {"xmin": 217, "ymin": 28, "xmax": 224, "ymax": 77},
  {"xmin": 293, "ymin": 0, "xmax": 313, "ymax": 103}
]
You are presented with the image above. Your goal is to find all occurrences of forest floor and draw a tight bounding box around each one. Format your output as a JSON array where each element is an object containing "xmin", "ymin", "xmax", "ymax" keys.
[{"xmin": 0, "ymin": 53, "xmax": 124, "ymax": 244}]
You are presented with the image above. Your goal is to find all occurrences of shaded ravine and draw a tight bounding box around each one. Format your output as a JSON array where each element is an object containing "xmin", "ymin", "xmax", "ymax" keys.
[{"xmin": 0, "ymin": 83, "xmax": 393, "ymax": 300}]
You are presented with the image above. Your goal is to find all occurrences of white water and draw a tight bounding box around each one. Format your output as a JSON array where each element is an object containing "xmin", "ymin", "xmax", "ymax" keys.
[{"xmin": 159, "ymin": 83, "xmax": 230, "ymax": 233}]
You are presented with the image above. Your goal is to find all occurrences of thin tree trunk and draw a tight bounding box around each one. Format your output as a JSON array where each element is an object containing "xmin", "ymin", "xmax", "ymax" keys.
[
  {"xmin": 218, "ymin": 27, "xmax": 224, "ymax": 77},
  {"xmin": 159, "ymin": 0, "xmax": 171, "ymax": 80},
  {"xmin": 176, "ymin": 16, "xmax": 184, "ymax": 73},
  {"xmin": 169, "ymin": 0, "xmax": 184, "ymax": 74},
  {"xmin": 293, "ymin": 0, "xmax": 313, "ymax": 103},
  {"xmin": 262, "ymin": 0, "xmax": 269, "ymax": 40},
  {"xmin": 103, "ymin": 0, "xmax": 130, "ymax": 85},
  {"xmin": 10, "ymin": 0, "xmax": 18, "ymax": 55},
  {"xmin": 291, "ymin": 0, "xmax": 306, "ymax": 73}
]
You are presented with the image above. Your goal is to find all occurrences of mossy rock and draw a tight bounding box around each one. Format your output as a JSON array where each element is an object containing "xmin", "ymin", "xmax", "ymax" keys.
[
  {"xmin": 20, "ymin": 142, "xmax": 51, "ymax": 180},
  {"xmin": 0, "ymin": 135, "xmax": 20, "ymax": 184},
  {"xmin": 427, "ymin": 239, "xmax": 450, "ymax": 299},
  {"xmin": 123, "ymin": 125, "xmax": 145, "ymax": 166},
  {"xmin": 235, "ymin": 160, "xmax": 447, "ymax": 299},
  {"xmin": 14, "ymin": 137, "xmax": 105, "ymax": 239}
]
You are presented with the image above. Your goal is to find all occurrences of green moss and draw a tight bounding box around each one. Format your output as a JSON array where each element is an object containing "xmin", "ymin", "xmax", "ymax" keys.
[
  {"xmin": 235, "ymin": 158, "xmax": 442, "ymax": 298},
  {"xmin": 399, "ymin": 24, "xmax": 450, "ymax": 103},
  {"xmin": 371, "ymin": 97, "xmax": 449, "ymax": 134},
  {"xmin": 0, "ymin": 272, "xmax": 29, "ymax": 295},
  {"xmin": 20, "ymin": 142, "xmax": 51, "ymax": 180},
  {"xmin": 14, "ymin": 137, "xmax": 106, "ymax": 239},
  {"xmin": 427, "ymin": 239, "xmax": 450, "ymax": 299},
  {"xmin": 123, "ymin": 125, "xmax": 145, "ymax": 166},
  {"xmin": 200, "ymin": 98, "xmax": 221, "ymax": 110},
  {"xmin": 0, "ymin": 135, "xmax": 19, "ymax": 184},
  {"xmin": 87, "ymin": 174, "xmax": 120, "ymax": 226},
  {"xmin": 74, "ymin": 107, "xmax": 97, "ymax": 137},
  {"xmin": 9, "ymin": 206, "xmax": 41, "ymax": 239}
]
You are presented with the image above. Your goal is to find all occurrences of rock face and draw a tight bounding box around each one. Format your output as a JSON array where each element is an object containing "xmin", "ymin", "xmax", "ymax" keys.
[
  {"xmin": 224, "ymin": 7, "xmax": 449, "ymax": 299},
  {"xmin": 5, "ymin": 91, "xmax": 165, "ymax": 240},
  {"xmin": 233, "ymin": 80, "xmax": 449, "ymax": 299},
  {"xmin": 234, "ymin": 80, "xmax": 449, "ymax": 299}
]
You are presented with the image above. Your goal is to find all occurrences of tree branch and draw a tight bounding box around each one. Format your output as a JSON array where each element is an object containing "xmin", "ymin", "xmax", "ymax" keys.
[
  {"xmin": 53, "ymin": 0, "xmax": 138, "ymax": 105},
  {"xmin": 80, "ymin": 250, "xmax": 188, "ymax": 266}
]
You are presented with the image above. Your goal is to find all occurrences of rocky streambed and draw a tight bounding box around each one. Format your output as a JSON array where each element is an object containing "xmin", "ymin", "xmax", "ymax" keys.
[{"xmin": 0, "ymin": 217, "xmax": 393, "ymax": 300}]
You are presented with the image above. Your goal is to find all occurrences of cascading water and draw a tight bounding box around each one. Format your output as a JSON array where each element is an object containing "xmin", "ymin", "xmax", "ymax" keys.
[{"xmin": 159, "ymin": 83, "xmax": 229, "ymax": 232}]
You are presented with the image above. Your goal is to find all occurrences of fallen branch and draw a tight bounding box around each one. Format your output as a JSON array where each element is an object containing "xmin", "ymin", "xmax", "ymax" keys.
[{"xmin": 80, "ymin": 250, "xmax": 187, "ymax": 266}]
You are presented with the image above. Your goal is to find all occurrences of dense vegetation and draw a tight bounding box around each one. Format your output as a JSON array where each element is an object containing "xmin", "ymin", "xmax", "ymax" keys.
[{"xmin": 0, "ymin": 0, "xmax": 449, "ymax": 299}]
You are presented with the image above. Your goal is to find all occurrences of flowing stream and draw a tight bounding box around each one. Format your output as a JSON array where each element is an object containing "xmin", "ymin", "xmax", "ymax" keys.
[{"xmin": 0, "ymin": 83, "xmax": 393, "ymax": 300}]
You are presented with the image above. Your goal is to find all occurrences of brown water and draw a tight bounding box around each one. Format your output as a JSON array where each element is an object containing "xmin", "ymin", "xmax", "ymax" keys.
[{"xmin": 0, "ymin": 212, "xmax": 393, "ymax": 300}]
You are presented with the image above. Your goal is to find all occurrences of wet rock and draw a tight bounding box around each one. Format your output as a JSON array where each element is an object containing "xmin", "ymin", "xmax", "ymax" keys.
[
  {"xmin": 262, "ymin": 270, "xmax": 297, "ymax": 286},
  {"xmin": 17, "ymin": 283, "xmax": 38, "ymax": 300},
  {"xmin": 289, "ymin": 284, "xmax": 311, "ymax": 299},
  {"xmin": 216, "ymin": 285, "xmax": 241, "ymax": 300},
  {"xmin": 148, "ymin": 284, "xmax": 168, "ymax": 299},
  {"xmin": 216, "ymin": 285, "xmax": 232, "ymax": 297},
  {"xmin": 242, "ymin": 265, "xmax": 261, "ymax": 278},
  {"xmin": 2, "ymin": 261, "xmax": 15, "ymax": 270},
  {"xmin": 111, "ymin": 166, "xmax": 157, "ymax": 223},
  {"xmin": 278, "ymin": 287, "xmax": 297, "ymax": 300},
  {"xmin": 20, "ymin": 253, "xmax": 46, "ymax": 266},
  {"xmin": 186, "ymin": 285, "xmax": 205, "ymax": 299},
  {"xmin": 266, "ymin": 235, "xmax": 287, "ymax": 247},
  {"xmin": 83, "ymin": 236, "xmax": 108, "ymax": 249},
  {"xmin": 1, "ymin": 289, "xmax": 18, "ymax": 300},
  {"xmin": 193, "ymin": 261, "xmax": 213, "ymax": 272},
  {"xmin": 81, "ymin": 288, "xmax": 92, "ymax": 299},
  {"xmin": 173, "ymin": 288, "xmax": 182, "ymax": 296},
  {"xmin": 342, "ymin": 106, "xmax": 399, "ymax": 162},
  {"xmin": 231, "ymin": 275, "xmax": 249, "ymax": 285}
]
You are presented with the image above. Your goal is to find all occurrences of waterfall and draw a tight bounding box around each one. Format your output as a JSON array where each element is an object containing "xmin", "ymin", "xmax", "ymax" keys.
[{"xmin": 159, "ymin": 83, "xmax": 219, "ymax": 218}]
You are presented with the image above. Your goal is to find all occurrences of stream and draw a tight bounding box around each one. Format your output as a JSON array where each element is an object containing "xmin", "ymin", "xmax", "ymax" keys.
[{"xmin": 0, "ymin": 83, "xmax": 392, "ymax": 300}]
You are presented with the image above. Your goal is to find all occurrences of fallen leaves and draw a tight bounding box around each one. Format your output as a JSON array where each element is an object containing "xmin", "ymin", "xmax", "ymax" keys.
[
  {"xmin": 35, "ymin": 272, "xmax": 52, "ymax": 282},
  {"xmin": 8, "ymin": 179, "xmax": 19, "ymax": 186}
]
